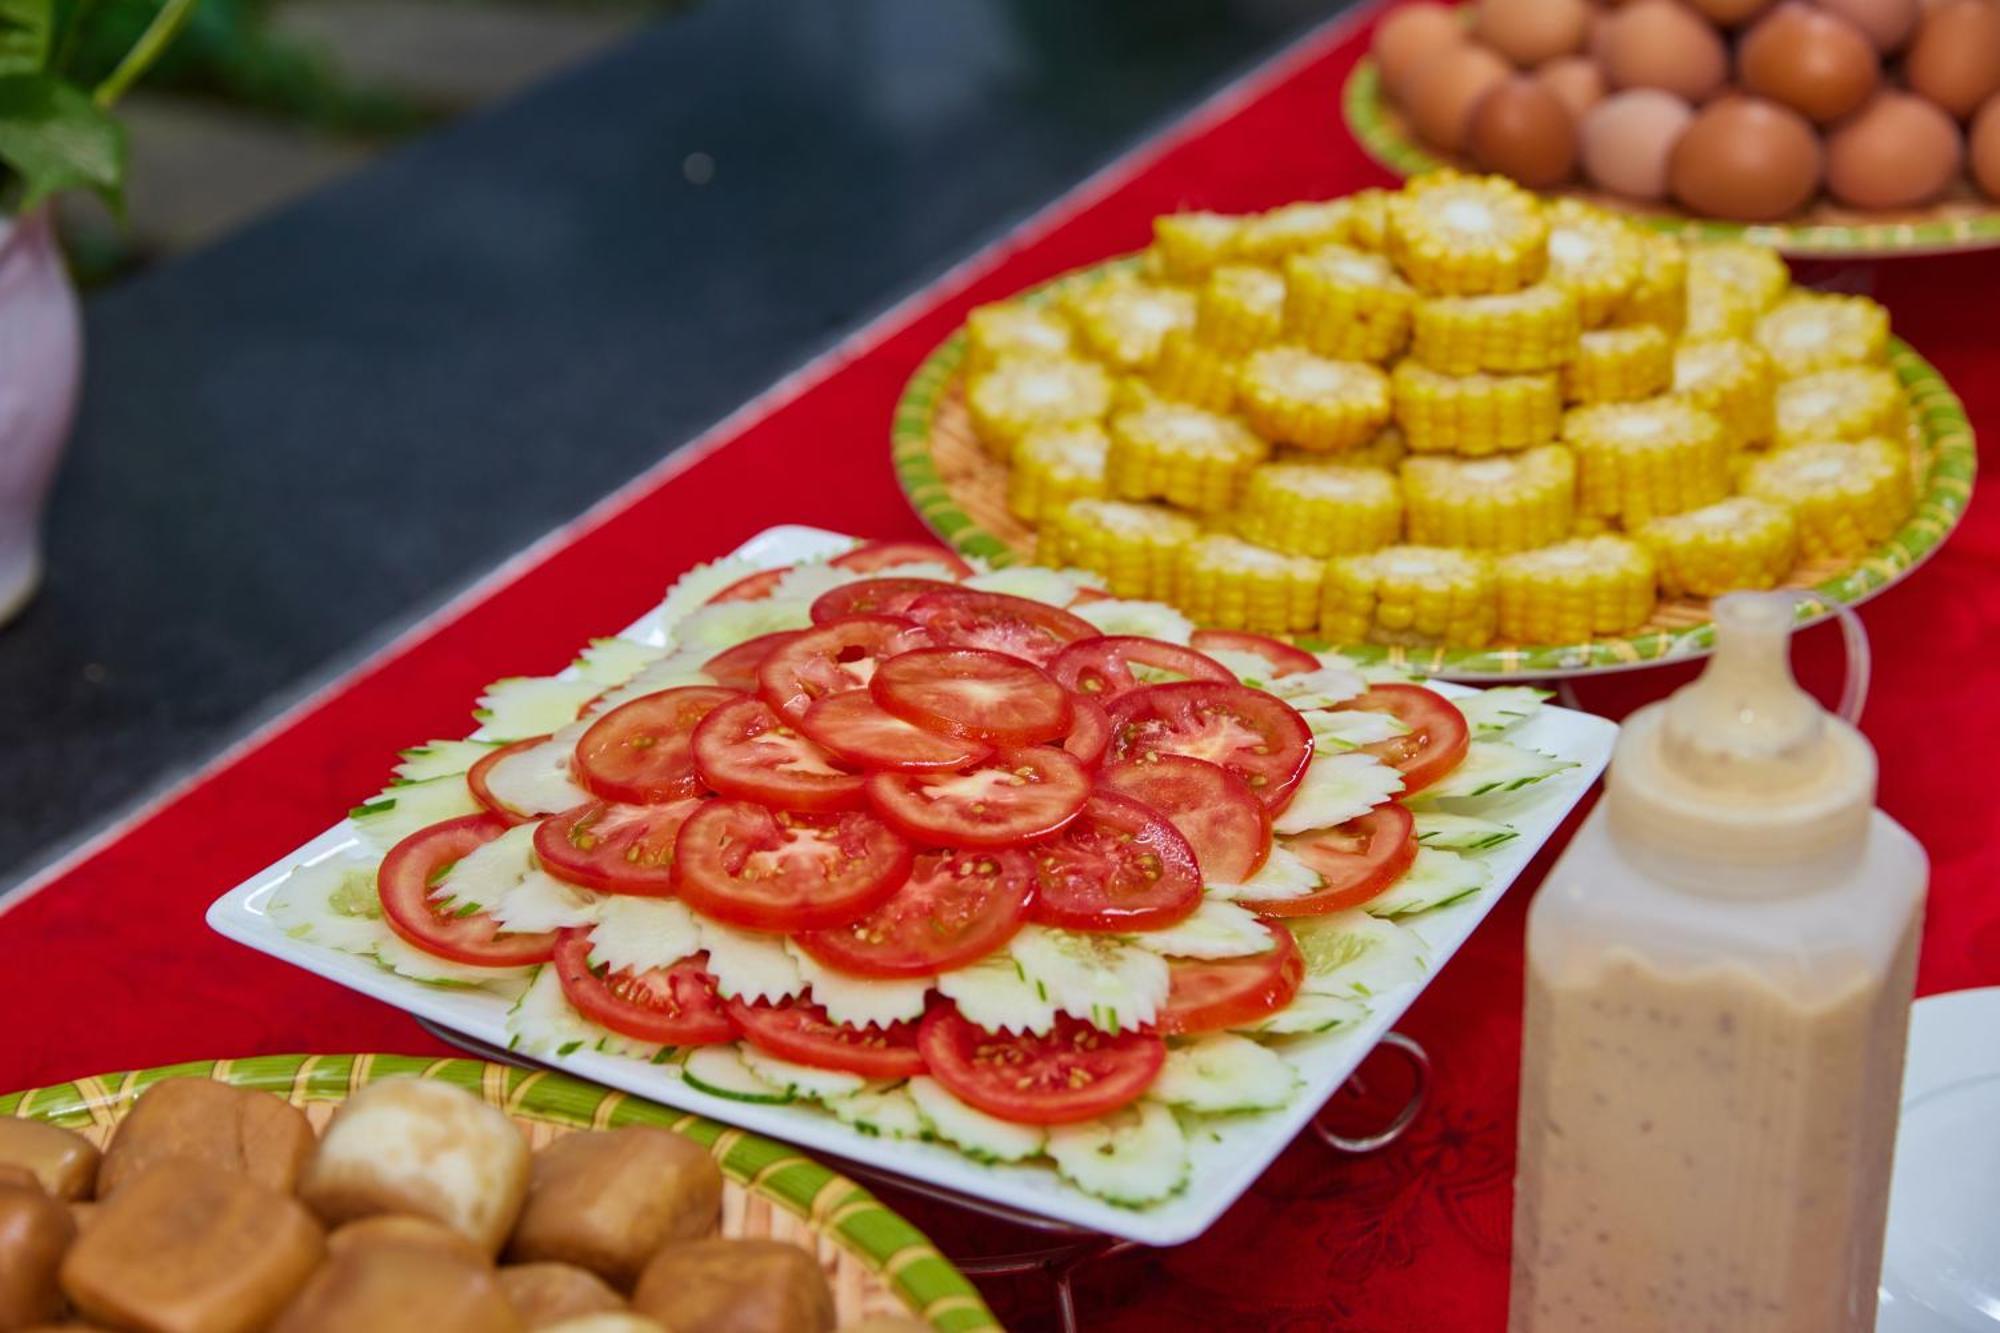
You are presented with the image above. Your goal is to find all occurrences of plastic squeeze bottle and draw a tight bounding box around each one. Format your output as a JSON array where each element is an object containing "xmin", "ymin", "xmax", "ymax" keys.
[{"xmin": 1510, "ymin": 593, "xmax": 1927, "ymax": 1333}]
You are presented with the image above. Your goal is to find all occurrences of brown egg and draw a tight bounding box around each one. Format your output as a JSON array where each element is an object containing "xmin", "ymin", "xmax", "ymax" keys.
[
  {"xmin": 1536, "ymin": 55, "xmax": 1609, "ymax": 119},
  {"xmin": 1404, "ymin": 42, "xmax": 1515, "ymax": 152},
  {"xmin": 1739, "ymin": 4, "xmax": 1881, "ymax": 122},
  {"xmin": 1907, "ymin": 0, "xmax": 2000, "ymax": 117},
  {"xmin": 1374, "ymin": 4, "xmax": 1467, "ymax": 101},
  {"xmin": 1971, "ymin": 92, "xmax": 2000, "ymax": 193},
  {"xmin": 1669, "ymin": 95, "xmax": 1825, "ymax": 218},
  {"xmin": 1475, "ymin": 0, "xmax": 1591, "ymax": 65},
  {"xmin": 1819, "ymin": 0, "xmax": 1922, "ymax": 50},
  {"xmin": 1824, "ymin": 90, "xmax": 1964, "ymax": 205},
  {"xmin": 1686, "ymin": 0, "xmax": 1777, "ymax": 23},
  {"xmin": 1468, "ymin": 77, "xmax": 1582, "ymax": 184},
  {"xmin": 1600, "ymin": 1, "xmax": 1731, "ymax": 101},
  {"xmin": 1581, "ymin": 89, "xmax": 1696, "ymax": 197}
]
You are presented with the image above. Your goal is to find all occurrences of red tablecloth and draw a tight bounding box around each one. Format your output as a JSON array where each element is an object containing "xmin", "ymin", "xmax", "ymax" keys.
[{"xmin": 3, "ymin": 7, "xmax": 1995, "ymax": 1328}]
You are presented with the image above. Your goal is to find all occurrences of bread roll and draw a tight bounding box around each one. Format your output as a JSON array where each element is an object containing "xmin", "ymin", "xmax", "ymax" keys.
[
  {"xmin": 0, "ymin": 1182, "xmax": 74, "ymax": 1330},
  {"xmin": 268, "ymin": 1244, "xmax": 522, "ymax": 1333},
  {"xmin": 506, "ymin": 1128, "xmax": 722, "ymax": 1288},
  {"xmin": 98, "ymin": 1081, "xmax": 314, "ymax": 1198},
  {"xmin": 497, "ymin": 1263, "xmax": 625, "ymax": 1327},
  {"xmin": 633, "ymin": 1239, "xmax": 835, "ymax": 1333},
  {"xmin": 0, "ymin": 1122, "xmax": 99, "ymax": 1202}
]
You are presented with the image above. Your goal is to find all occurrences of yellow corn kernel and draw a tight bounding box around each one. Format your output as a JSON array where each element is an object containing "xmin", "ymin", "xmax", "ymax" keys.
[
  {"xmin": 1410, "ymin": 284, "xmax": 1581, "ymax": 375},
  {"xmin": 966, "ymin": 356, "xmax": 1112, "ymax": 460},
  {"xmin": 1344, "ymin": 188, "xmax": 1394, "ymax": 252},
  {"xmin": 1283, "ymin": 245, "xmax": 1416, "ymax": 362},
  {"xmin": 1072, "ymin": 280, "xmax": 1199, "ymax": 372},
  {"xmin": 1612, "ymin": 231, "xmax": 1687, "ymax": 333},
  {"xmin": 1320, "ymin": 545, "xmax": 1499, "ymax": 648},
  {"xmin": 1106, "ymin": 403, "xmax": 1269, "ymax": 512},
  {"xmin": 1401, "ymin": 445, "xmax": 1576, "ymax": 552},
  {"xmin": 1150, "ymin": 329, "xmax": 1240, "ymax": 412},
  {"xmin": 1571, "ymin": 513, "xmax": 1617, "ymax": 537},
  {"xmin": 1687, "ymin": 241, "xmax": 1791, "ymax": 314},
  {"xmin": 1495, "ymin": 537, "xmax": 1657, "ymax": 645},
  {"xmin": 1278, "ymin": 430, "xmax": 1407, "ymax": 472},
  {"xmin": 1237, "ymin": 346, "xmax": 1393, "ymax": 452},
  {"xmin": 1563, "ymin": 398, "xmax": 1730, "ymax": 526},
  {"xmin": 1232, "ymin": 200, "xmax": 1354, "ymax": 263},
  {"xmin": 1742, "ymin": 438, "xmax": 1913, "ymax": 560},
  {"xmin": 1008, "ymin": 422, "xmax": 1109, "ymax": 523},
  {"xmin": 1174, "ymin": 534, "xmax": 1324, "ymax": 633},
  {"xmin": 1636, "ymin": 496, "xmax": 1800, "ymax": 597},
  {"xmin": 1151, "ymin": 211, "xmax": 1243, "ymax": 283},
  {"xmin": 1392, "ymin": 361, "xmax": 1562, "ymax": 456},
  {"xmin": 1543, "ymin": 200, "xmax": 1642, "ymax": 326},
  {"xmin": 1773, "ymin": 366, "xmax": 1907, "ymax": 448},
  {"xmin": 1113, "ymin": 375, "xmax": 1167, "ymax": 415},
  {"xmin": 1755, "ymin": 293, "xmax": 1890, "ymax": 378},
  {"xmin": 1234, "ymin": 462, "xmax": 1402, "ymax": 558},
  {"xmin": 1388, "ymin": 173, "xmax": 1550, "ymax": 296},
  {"xmin": 1197, "ymin": 264, "xmax": 1287, "ymax": 354},
  {"xmin": 1037, "ymin": 498, "xmax": 1200, "ymax": 600},
  {"xmin": 1673, "ymin": 338, "xmax": 1776, "ymax": 448},
  {"xmin": 1683, "ymin": 283, "xmax": 1761, "ymax": 342},
  {"xmin": 963, "ymin": 301, "xmax": 1073, "ymax": 376},
  {"xmin": 1561, "ymin": 325, "xmax": 1674, "ymax": 404}
]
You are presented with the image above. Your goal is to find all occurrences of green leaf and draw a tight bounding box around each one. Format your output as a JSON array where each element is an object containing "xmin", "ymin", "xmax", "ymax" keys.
[
  {"xmin": 0, "ymin": 71, "xmax": 121, "ymax": 207},
  {"xmin": 0, "ymin": 0, "xmax": 52, "ymax": 74}
]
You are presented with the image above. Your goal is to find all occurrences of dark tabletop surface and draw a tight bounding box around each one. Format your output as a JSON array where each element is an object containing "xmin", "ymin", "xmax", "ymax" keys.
[{"xmin": 0, "ymin": 0, "xmax": 1346, "ymax": 888}]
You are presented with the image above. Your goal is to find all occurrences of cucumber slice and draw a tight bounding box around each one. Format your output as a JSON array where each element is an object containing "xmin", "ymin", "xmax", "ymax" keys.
[
  {"xmin": 1303, "ymin": 707, "xmax": 1409, "ymax": 750},
  {"xmin": 1453, "ymin": 686, "xmax": 1551, "ymax": 736},
  {"xmin": 643, "ymin": 556, "xmax": 766, "ymax": 643},
  {"xmin": 963, "ymin": 567, "xmax": 1081, "ymax": 605},
  {"xmin": 583, "ymin": 652, "xmax": 718, "ymax": 718},
  {"xmin": 787, "ymin": 945, "xmax": 932, "ymax": 1028},
  {"xmin": 477, "ymin": 734, "xmax": 589, "ymax": 818},
  {"xmin": 571, "ymin": 636, "xmax": 665, "ymax": 688},
  {"xmin": 1287, "ymin": 911, "xmax": 1428, "ymax": 1000},
  {"xmin": 739, "ymin": 1048, "xmax": 868, "ymax": 1101},
  {"xmin": 587, "ymin": 897, "xmax": 702, "ymax": 975},
  {"xmin": 393, "ymin": 739, "xmax": 500, "ymax": 783},
  {"xmin": 376, "ymin": 932, "xmax": 533, "ymax": 991},
  {"xmin": 681, "ymin": 1045, "xmax": 795, "ymax": 1104},
  {"xmin": 350, "ymin": 775, "xmax": 481, "ymax": 854},
  {"xmin": 1263, "ymin": 665, "xmax": 1367, "ymax": 711},
  {"xmin": 264, "ymin": 855, "xmax": 388, "ymax": 956},
  {"xmin": 1074, "ymin": 599, "xmax": 1195, "ymax": 644},
  {"xmin": 1128, "ymin": 900, "xmax": 1274, "ymax": 960},
  {"xmin": 505, "ymin": 964, "xmax": 659, "ymax": 1060},
  {"xmin": 472, "ymin": 676, "xmax": 603, "ymax": 742},
  {"xmin": 906, "ymin": 1076, "xmax": 1045, "ymax": 1163},
  {"xmin": 1270, "ymin": 753, "xmax": 1405, "ymax": 836},
  {"xmin": 1045, "ymin": 1101, "xmax": 1190, "ymax": 1207},
  {"xmin": 1357, "ymin": 663, "xmax": 1420, "ymax": 685},
  {"xmin": 1009, "ymin": 927, "xmax": 1169, "ymax": 1034},
  {"xmin": 429, "ymin": 822, "xmax": 537, "ymax": 915},
  {"xmin": 1365, "ymin": 847, "xmax": 1490, "ymax": 919},
  {"xmin": 1412, "ymin": 811, "xmax": 1520, "ymax": 852},
  {"xmin": 826, "ymin": 1084, "xmax": 926, "ymax": 1140},
  {"xmin": 1152, "ymin": 1034, "xmax": 1301, "ymax": 1113},
  {"xmin": 1199, "ymin": 647, "xmax": 1283, "ymax": 689},
  {"xmin": 698, "ymin": 921, "xmax": 806, "ymax": 1005},
  {"xmin": 934, "ymin": 951, "xmax": 1059, "ymax": 1036},
  {"xmin": 1238, "ymin": 990, "xmax": 1370, "ymax": 1036},
  {"xmin": 766, "ymin": 561, "xmax": 859, "ymax": 603},
  {"xmin": 1204, "ymin": 845, "xmax": 1323, "ymax": 904},
  {"xmin": 667, "ymin": 598, "xmax": 815, "ymax": 653},
  {"xmin": 487, "ymin": 869, "xmax": 603, "ymax": 933},
  {"xmin": 1417, "ymin": 741, "xmax": 1577, "ymax": 803}
]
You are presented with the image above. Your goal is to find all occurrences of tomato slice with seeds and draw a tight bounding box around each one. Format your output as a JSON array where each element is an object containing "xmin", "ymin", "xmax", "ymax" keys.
[
  {"xmin": 809, "ymin": 578, "xmax": 960, "ymax": 624},
  {"xmin": 702, "ymin": 631, "xmax": 805, "ymax": 693},
  {"xmin": 690, "ymin": 695, "xmax": 864, "ymax": 813},
  {"xmin": 725, "ymin": 997, "xmax": 926, "ymax": 1080},
  {"xmin": 465, "ymin": 735, "xmax": 544, "ymax": 824},
  {"xmin": 1157, "ymin": 923, "xmax": 1304, "ymax": 1035},
  {"xmin": 1105, "ymin": 681, "xmax": 1314, "ymax": 811},
  {"xmin": 1335, "ymin": 684, "xmax": 1471, "ymax": 795},
  {"xmin": 793, "ymin": 847, "xmax": 1034, "ymax": 978},
  {"xmin": 706, "ymin": 567, "xmax": 790, "ymax": 603},
  {"xmin": 870, "ymin": 647, "xmax": 1073, "ymax": 747},
  {"xmin": 902, "ymin": 588, "xmax": 1097, "ymax": 667},
  {"xmin": 1050, "ymin": 635, "xmax": 1234, "ymax": 701},
  {"xmin": 552, "ymin": 931, "xmax": 735, "ymax": 1046},
  {"xmin": 534, "ymin": 798, "xmax": 704, "ymax": 895},
  {"xmin": 830, "ymin": 541, "xmax": 973, "ymax": 577},
  {"xmin": 1242, "ymin": 803, "xmax": 1417, "ymax": 917},
  {"xmin": 757, "ymin": 615, "xmax": 933, "ymax": 723},
  {"xmin": 1024, "ymin": 792, "xmax": 1202, "ymax": 932},
  {"xmin": 798, "ymin": 690, "xmax": 991, "ymax": 773},
  {"xmin": 1097, "ymin": 755, "xmax": 1271, "ymax": 883},
  {"xmin": 1190, "ymin": 629, "xmax": 1319, "ymax": 678},
  {"xmin": 573, "ymin": 686, "xmax": 740, "ymax": 805},
  {"xmin": 377, "ymin": 814, "xmax": 558, "ymax": 967},
  {"xmin": 1062, "ymin": 696, "xmax": 1111, "ymax": 768},
  {"xmin": 673, "ymin": 800, "xmax": 912, "ymax": 932},
  {"xmin": 865, "ymin": 748, "xmax": 1090, "ymax": 849},
  {"xmin": 918, "ymin": 1004, "xmax": 1165, "ymax": 1125}
]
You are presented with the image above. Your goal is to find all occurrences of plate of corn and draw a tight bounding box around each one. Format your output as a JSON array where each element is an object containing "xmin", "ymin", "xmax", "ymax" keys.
[{"xmin": 892, "ymin": 174, "xmax": 1976, "ymax": 679}]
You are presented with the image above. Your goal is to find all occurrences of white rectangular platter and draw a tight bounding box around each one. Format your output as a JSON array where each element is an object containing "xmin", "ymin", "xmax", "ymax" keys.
[{"xmin": 209, "ymin": 524, "xmax": 1617, "ymax": 1246}]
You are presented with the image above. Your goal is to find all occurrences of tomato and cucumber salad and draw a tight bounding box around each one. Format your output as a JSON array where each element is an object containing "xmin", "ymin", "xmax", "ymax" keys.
[
  {"xmin": 1106, "ymin": 680, "xmax": 1314, "ymax": 810},
  {"xmin": 919, "ymin": 1005, "xmax": 1166, "ymax": 1125},
  {"xmin": 728, "ymin": 997, "xmax": 926, "ymax": 1080},
  {"xmin": 1336, "ymin": 684, "xmax": 1469, "ymax": 795},
  {"xmin": 552, "ymin": 932, "xmax": 735, "ymax": 1045},
  {"xmin": 378, "ymin": 814, "xmax": 557, "ymax": 966}
]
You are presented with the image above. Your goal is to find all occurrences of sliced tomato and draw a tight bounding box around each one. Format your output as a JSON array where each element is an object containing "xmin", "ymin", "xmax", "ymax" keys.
[
  {"xmin": 534, "ymin": 798, "xmax": 704, "ymax": 895},
  {"xmin": 1106, "ymin": 681, "xmax": 1314, "ymax": 810},
  {"xmin": 1336, "ymin": 684, "xmax": 1470, "ymax": 794},
  {"xmin": 1096, "ymin": 755, "xmax": 1270, "ymax": 883},
  {"xmin": 465, "ymin": 735, "xmax": 544, "ymax": 824},
  {"xmin": 1157, "ymin": 923, "xmax": 1304, "ymax": 1034},
  {"xmin": 1244, "ymin": 803, "xmax": 1417, "ymax": 917},
  {"xmin": 830, "ymin": 541, "xmax": 973, "ymax": 577},
  {"xmin": 918, "ymin": 1005, "xmax": 1165, "ymax": 1125},
  {"xmin": 674, "ymin": 801, "xmax": 912, "ymax": 931},
  {"xmin": 551, "ymin": 932, "xmax": 735, "ymax": 1045},
  {"xmin": 866, "ymin": 749, "xmax": 1089, "ymax": 849},
  {"xmin": 690, "ymin": 695, "xmax": 863, "ymax": 813},
  {"xmin": 1024, "ymin": 792, "xmax": 1201, "ymax": 932},
  {"xmin": 706, "ymin": 567, "xmax": 790, "ymax": 603},
  {"xmin": 809, "ymin": 578, "xmax": 960, "ymax": 624},
  {"xmin": 758, "ymin": 615, "xmax": 932, "ymax": 722},
  {"xmin": 377, "ymin": 814, "xmax": 557, "ymax": 966},
  {"xmin": 798, "ymin": 690, "xmax": 990, "ymax": 773},
  {"xmin": 1050, "ymin": 635, "xmax": 1234, "ymax": 701},
  {"xmin": 1068, "ymin": 586, "xmax": 1114, "ymax": 605},
  {"xmin": 573, "ymin": 685, "xmax": 739, "ymax": 805},
  {"xmin": 1190, "ymin": 629, "xmax": 1318, "ymax": 678},
  {"xmin": 902, "ymin": 588, "xmax": 1097, "ymax": 667},
  {"xmin": 870, "ymin": 647, "xmax": 1073, "ymax": 747},
  {"xmin": 1062, "ymin": 697, "xmax": 1111, "ymax": 767},
  {"xmin": 702, "ymin": 631, "xmax": 805, "ymax": 693},
  {"xmin": 793, "ymin": 847, "xmax": 1034, "ymax": 978},
  {"xmin": 725, "ymin": 998, "xmax": 925, "ymax": 1079}
]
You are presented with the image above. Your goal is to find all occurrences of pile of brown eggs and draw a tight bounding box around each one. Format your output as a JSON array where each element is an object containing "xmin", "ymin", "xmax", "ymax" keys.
[{"xmin": 1372, "ymin": 0, "xmax": 2000, "ymax": 220}]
